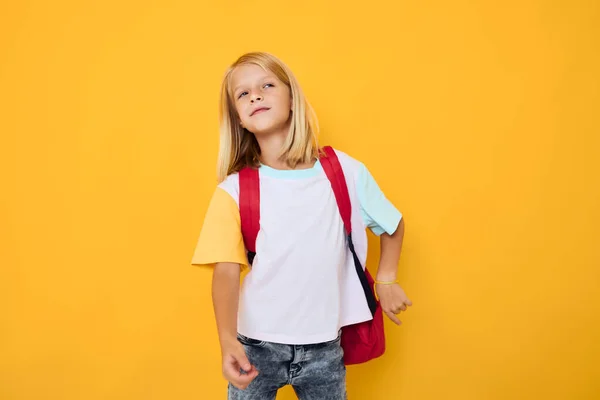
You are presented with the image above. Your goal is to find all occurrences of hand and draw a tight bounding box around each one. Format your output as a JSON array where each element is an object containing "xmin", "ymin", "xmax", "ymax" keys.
[
  {"xmin": 221, "ymin": 339, "xmax": 259, "ymax": 390},
  {"xmin": 376, "ymin": 283, "xmax": 412, "ymax": 325}
]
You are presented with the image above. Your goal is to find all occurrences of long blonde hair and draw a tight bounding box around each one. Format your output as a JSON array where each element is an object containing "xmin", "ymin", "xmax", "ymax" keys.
[{"xmin": 216, "ymin": 52, "xmax": 320, "ymax": 182}]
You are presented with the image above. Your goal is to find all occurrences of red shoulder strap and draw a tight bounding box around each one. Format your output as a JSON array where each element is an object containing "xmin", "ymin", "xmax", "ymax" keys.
[
  {"xmin": 239, "ymin": 167, "xmax": 260, "ymax": 255},
  {"xmin": 322, "ymin": 146, "xmax": 378, "ymax": 315},
  {"xmin": 320, "ymin": 146, "xmax": 352, "ymax": 236}
]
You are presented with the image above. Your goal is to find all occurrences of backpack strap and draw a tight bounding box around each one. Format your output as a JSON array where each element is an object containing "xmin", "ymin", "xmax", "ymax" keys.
[
  {"xmin": 321, "ymin": 146, "xmax": 378, "ymax": 316},
  {"xmin": 239, "ymin": 167, "xmax": 260, "ymax": 265},
  {"xmin": 320, "ymin": 147, "xmax": 352, "ymax": 235}
]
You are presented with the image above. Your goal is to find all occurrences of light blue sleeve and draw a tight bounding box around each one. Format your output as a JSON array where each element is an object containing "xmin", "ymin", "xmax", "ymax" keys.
[{"xmin": 357, "ymin": 163, "xmax": 403, "ymax": 236}]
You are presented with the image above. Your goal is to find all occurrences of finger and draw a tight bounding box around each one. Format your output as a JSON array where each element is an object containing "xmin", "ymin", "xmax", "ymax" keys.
[
  {"xmin": 390, "ymin": 305, "xmax": 403, "ymax": 314},
  {"xmin": 399, "ymin": 304, "xmax": 407, "ymax": 311},
  {"xmin": 231, "ymin": 369, "xmax": 259, "ymax": 390},
  {"xmin": 223, "ymin": 362, "xmax": 244, "ymax": 382},
  {"xmin": 237, "ymin": 369, "xmax": 259, "ymax": 384},
  {"xmin": 233, "ymin": 350, "xmax": 253, "ymax": 373},
  {"xmin": 404, "ymin": 298, "xmax": 413, "ymax": 306},
  {"xmin": 385, "ymin": 310, "xmax": 402, "ymax": 325},
  {"xmin": 237, "ymin": 362, "xmax": 258, "ymax": 379},
  {"xmin": 231, "ymin": 380, "xmax": 249, "ymax": 391},
  {"xmin": 223, "ymin": 358, "xmax": 256, "ymax": 381}
]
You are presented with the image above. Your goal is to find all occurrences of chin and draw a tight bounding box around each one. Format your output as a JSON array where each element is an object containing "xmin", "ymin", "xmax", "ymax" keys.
[{"xmin": 249, "ymin": 120, "xmax": 289, "ymax": 136}]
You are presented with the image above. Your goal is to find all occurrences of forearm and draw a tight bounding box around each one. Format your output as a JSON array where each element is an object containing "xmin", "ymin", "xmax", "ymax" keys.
[
  {"xmin": 377, "ymin": 218, "xmax": 405, "ymax": 280},
  {"xmin": 212, "ymin": 262, "xmax": 242, "ymax": 350}
]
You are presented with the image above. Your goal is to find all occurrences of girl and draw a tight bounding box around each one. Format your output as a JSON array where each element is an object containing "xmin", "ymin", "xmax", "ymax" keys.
[{"xmin": 191, "ymin": 52, "xmax": 412, "ymax": 400}]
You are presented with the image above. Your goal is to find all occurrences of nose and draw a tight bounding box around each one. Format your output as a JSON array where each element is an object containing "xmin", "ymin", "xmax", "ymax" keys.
[{"xmin": 250, "ymin": 94, "xmax": 263, "ymax": 103}]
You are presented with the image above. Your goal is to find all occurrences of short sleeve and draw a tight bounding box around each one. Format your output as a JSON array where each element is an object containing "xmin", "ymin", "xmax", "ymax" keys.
[
  {"xmin": 356, "ymin": 163, "xmax": 403, "ymax": 236},
  {"xmin": 191, "ymin": 187, "xmax": 248, "ymax": 269}
]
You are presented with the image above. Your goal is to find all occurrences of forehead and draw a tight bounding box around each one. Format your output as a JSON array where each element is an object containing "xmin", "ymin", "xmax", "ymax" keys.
[{"xmin": 231, "ymin": 64, "xmax": 277, "ymax": 90}]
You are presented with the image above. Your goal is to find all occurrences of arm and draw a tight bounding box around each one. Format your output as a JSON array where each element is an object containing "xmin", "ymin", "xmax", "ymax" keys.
[
  {"xmin": 377, "ymin": 218, "xmax": 405, "ymax": 281},
  {"xmin": 375, "ymin": 218, "xmax": 413, "ymax": 325},
  {"xmin": 212, "ymin": 262, "xmax": 242, "ymax": 350},
  {"xmin": 192, "ymin": 187, "xmax": 257, "ymax": 388},
  {"xmin": 212, "ymin": 262, "xmax": 258, "ymax": 389}
]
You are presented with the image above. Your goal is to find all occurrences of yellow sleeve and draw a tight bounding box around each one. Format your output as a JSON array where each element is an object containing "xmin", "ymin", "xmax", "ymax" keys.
[{"xmin": 191, "ymin": 187, "xmax": 248, "ymax": 270}]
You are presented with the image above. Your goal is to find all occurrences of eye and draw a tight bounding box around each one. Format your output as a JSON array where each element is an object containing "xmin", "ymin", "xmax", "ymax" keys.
[
  {"xmin": 263, "ymin": 83, "xmax": 274, "ymax": 88},
  {"xmin": 237, "ymin": 91, "xmax": 248, "ymax": 99}
]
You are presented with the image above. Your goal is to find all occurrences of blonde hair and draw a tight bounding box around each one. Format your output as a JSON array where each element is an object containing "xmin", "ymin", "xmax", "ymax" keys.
[{"xmin": 216, "ymin": 52, "xmax": 320, "ymax": 182}]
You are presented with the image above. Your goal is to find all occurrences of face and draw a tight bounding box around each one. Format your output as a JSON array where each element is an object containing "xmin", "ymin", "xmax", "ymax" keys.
[{"xmin": 230, "ymin": 64, "xmax": 292, "ymax": 136}]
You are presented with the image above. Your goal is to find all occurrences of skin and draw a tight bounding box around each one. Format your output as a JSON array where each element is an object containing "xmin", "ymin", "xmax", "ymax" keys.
[
  {"xmin": 213, "ymin": 63, "xmax": 412, "ymax": 390},
  {"xmin": 231, "ymin": 63, "xmax": 313, "ymax": 170}
]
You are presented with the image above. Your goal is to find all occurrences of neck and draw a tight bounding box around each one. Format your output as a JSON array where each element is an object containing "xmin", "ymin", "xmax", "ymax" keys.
[
  {"xmin": 253, "ymin": 113, "xmax": 297, "ymax": 170},
  {"xmin": 255, "ymin": 130, "xmax": 288, "ymax": 169},
  {"xmin": 252, "ymin": 119, "xmax": 316, "ymax": 171}
]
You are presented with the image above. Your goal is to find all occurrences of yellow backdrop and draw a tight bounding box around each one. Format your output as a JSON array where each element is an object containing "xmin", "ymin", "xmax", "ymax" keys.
[{"xmin": 1, "ymin": 1, "xmax": 598, "ymax": 399}]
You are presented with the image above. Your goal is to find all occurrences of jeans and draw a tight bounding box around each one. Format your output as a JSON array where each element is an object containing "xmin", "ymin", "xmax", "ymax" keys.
[{"xmin": 228, "ymin": 331, "xmax": 347, "ymax": 400}]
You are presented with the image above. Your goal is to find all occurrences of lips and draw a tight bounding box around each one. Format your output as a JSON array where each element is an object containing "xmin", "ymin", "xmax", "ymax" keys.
[{"xmin": 251, "ymin": 107, "xmax": 270, "ymax": 116}]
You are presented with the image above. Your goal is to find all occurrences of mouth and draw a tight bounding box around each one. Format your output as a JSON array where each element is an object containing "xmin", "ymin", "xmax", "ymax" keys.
[{"xmin": 251, "ymin": 107, "xmax": 270, "ymax": 116}]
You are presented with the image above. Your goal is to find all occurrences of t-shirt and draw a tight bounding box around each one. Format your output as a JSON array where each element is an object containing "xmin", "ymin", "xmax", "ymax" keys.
[{"xmin": 191, "ymin": 149, "xmax": 402, "ymax": 345}]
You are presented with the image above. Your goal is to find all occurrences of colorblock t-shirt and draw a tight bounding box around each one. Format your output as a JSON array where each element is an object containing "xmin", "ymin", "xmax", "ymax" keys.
[{"xmin": 191, "ymin": 149, "xmax": 402, "ymax": 345}]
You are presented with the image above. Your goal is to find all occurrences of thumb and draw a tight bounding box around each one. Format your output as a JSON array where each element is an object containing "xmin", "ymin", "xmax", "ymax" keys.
[{"xmin": 233, "ymin": 348, "xmax": 252, "ymax": 372}]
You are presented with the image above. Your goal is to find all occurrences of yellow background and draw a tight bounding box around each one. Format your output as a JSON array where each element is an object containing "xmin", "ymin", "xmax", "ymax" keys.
[{"xmin": 1, "ymin": 1, "xmax": 599, "ymax": 399}]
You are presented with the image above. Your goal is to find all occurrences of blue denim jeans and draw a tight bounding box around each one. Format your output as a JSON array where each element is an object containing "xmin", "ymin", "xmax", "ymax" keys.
[{"xmin": 228, "ymin": 331, "xmax": 347, "ymax": 400}]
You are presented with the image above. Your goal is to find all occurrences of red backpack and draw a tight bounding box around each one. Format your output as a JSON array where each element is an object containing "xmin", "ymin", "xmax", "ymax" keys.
[{"xmin": 238, "ymin": 146, "xmax": 385, "ymax": 365}]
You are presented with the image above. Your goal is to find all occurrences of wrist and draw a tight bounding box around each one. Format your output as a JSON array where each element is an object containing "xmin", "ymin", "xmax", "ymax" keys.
[
  {"xmin": 376, "ymin": 272, "xmax": 397, "ymax": 282},
  {"xmin": 219, "ymin": 332, "xmax": 238, "ymax": 349},
  {"xmin": 375, "ymin": 279, "xmax": 399, "ymax": 289},
  {"xmin": 376, "ymin": 262, "xmax": 398, "ymax": 281}
]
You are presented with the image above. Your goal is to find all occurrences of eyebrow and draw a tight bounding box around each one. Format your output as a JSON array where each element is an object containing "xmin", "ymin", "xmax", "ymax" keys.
[
  {"xmin": 232, "ymin": 85, "xmax": 245, "ymax": 95},
  {"xmin": 232, "ymin": 76, "xmax": 274, "ymax": 94}
]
